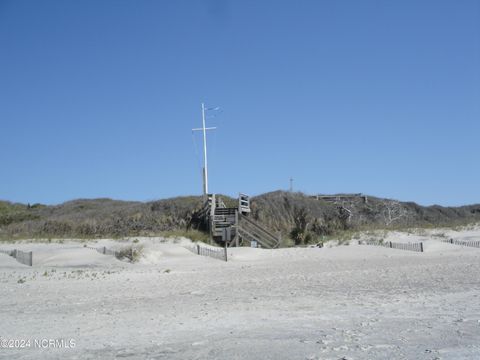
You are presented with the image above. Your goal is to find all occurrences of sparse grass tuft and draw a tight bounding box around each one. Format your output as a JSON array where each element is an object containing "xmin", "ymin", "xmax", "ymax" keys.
[{"xmin": 115, "ymin": 245, "xmax": 144, "ymax": 263}]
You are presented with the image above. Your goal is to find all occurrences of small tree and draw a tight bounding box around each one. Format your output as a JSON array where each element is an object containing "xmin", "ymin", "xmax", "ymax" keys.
[{"xmin": 381, "ymin": 201, "xmax": 407, "ymax": 226}]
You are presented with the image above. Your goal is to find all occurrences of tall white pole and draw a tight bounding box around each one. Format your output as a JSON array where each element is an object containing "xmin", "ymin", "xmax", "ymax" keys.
[
  {"xmin": 201, "ymin": 103, "xmax": 209, "ymax": 195},
  {"xmin": 193, "ymin": 103, "xmax": 216, "ymax": 196}
]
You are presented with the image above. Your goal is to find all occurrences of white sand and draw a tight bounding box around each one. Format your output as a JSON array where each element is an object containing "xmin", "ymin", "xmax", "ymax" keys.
[{"xmin": 1, "ymin": 229, "xmax": 480, "ymax": 359}]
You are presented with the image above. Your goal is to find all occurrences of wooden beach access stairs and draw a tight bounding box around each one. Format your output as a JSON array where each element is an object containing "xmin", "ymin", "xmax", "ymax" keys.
[{"xmin": 202, "ymin": 193, "xmax": 281, "ymax": 249}]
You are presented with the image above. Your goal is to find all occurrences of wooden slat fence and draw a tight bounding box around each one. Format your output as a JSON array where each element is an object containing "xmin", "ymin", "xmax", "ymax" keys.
[
  {"xmin": 185, "ymin": 244, "xmax": 227, "ymax": 262},
  {"xmin": 441, "ymin": 238, "xmax": 480, "ymax": 249},
  {"xmin": 360, "ymin": 240, "xmax": 424, "ymax": 253},
  {"xmin": 0, "ymin": 248, "xmax": 33, "ymax": 266},
  {"xmin": 84, "ymin": 246, "xmax": 118, "ymax": 257},
  {"xmin": 0, "ymin": 249, "xmax": 13, "ymax": 256}
]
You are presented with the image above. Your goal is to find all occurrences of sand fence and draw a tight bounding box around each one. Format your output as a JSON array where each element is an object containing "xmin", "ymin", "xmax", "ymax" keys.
[
  {"xmin": 0, "ymin": 245, "xmax": 118, "ymax": 267},
  {"xmin": 360, "ymin": 240, "xmax": 424, "ymax": 252},
  {"xmin": 185, "ymin": 243, "xmax": 228, "ymax": 262},
  {"xmin": 0, "ymin": 248, "xmax": 33, "ymax": 266},
  {"xmin": 441, "ymin": 238, "xmax": 480, "ymax": 249},
  {"xmin": 84, "ymin": 245, "xmax": 118, "ymax": 257}
]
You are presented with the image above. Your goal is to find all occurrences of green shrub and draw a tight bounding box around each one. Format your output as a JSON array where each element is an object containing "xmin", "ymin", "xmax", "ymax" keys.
[{"xmin": 290, "ymin": 206, "xmax": 312, "ymax": 245}]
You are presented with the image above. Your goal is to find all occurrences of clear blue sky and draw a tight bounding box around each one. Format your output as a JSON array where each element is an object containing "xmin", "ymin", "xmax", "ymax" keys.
[{"xmin": 1, "ymin": 0, "xmax": 479, "ymax": 206}]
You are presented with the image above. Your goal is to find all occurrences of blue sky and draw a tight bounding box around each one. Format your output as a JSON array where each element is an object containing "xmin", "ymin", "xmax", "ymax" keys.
[{"xmin": 0, "ymin": 0, "xmax": 479, "ymax": 206}]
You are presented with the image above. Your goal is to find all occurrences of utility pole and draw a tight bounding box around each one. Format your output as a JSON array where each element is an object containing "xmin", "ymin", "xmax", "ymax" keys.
[
  {"xmin": 192, "ymin": 103, "xmax": 217, "ymax": 195},
  {"xmin": 289, "ymin": 177, "xmax": 294, "ymax": 192}
]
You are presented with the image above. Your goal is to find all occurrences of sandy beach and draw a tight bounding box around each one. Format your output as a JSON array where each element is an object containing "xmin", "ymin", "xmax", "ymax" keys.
[{"xmin": 1, "ymin": 228, "xmax": 480, "ymax": 359}]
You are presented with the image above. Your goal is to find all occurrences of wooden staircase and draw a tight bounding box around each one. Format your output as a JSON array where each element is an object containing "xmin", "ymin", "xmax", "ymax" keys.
[
  {"xmin": 205, "ymin": 193, "xmax": 280, "ymax": 249},
  {"xmin": 236, "ymin": 214, "xmax": 280, "ymax": 249}
]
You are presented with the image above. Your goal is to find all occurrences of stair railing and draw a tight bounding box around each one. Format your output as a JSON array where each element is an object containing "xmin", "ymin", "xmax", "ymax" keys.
[{"xmin": 238, "ymin": 215, "xmax": 280, "ymax": 248}]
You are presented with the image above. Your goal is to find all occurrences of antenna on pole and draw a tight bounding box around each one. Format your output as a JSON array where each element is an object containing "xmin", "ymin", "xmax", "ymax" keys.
[
  {"xmin": 289, "ymin": 177, "xmax": 294, "ymax": 192},
  {"xmin": 192, "ymin": 103, "xmax": 218, "ymax": 195}
]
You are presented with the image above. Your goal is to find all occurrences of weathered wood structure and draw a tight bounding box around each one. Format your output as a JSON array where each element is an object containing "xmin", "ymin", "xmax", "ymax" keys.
[
  {"xmin": 312, "ymin": 193, "xmax": 368, "ymax": 203},
  {"xmin": 201, "ymin": 193, "xmax": 280, "ymax": 249}
]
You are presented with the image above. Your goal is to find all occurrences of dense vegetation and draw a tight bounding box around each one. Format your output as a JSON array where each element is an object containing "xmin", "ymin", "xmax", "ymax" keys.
[
  {"xmin": 250, "ymin": 191, "xmax": 480, "ymax": 245},
  {"xmin": 1, "ymin": 191, "xmax": 479, "ymax": 243}
]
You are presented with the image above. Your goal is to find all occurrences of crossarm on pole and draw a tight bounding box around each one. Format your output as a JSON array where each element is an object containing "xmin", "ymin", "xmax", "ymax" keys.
[{"xmin": 192, "ymin": 127, "xmax": 217, "ymax": 131}]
